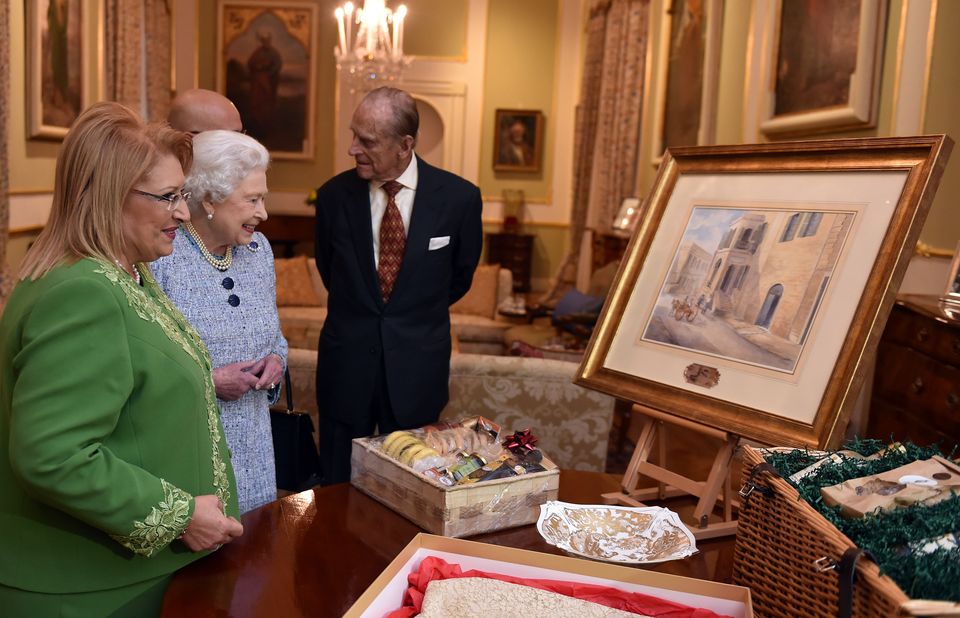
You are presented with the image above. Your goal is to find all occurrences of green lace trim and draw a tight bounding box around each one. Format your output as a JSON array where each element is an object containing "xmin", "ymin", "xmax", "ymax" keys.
[
  {"xmin": 110, "ymin": 479, "xmax": 191, "ymax": 557},
  {"xmin": 93, "ymin": 260, "xmax": 231, "ymax": 507}
]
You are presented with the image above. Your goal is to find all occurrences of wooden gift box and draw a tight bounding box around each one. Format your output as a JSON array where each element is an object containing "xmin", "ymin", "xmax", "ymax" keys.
[
  {"xmin": 733, "ymin": 445, "xmax": 960, "ymax": 617},
  {"xmin": 349, "ymin": 436, "xmax": 560, "ymax": 538}
]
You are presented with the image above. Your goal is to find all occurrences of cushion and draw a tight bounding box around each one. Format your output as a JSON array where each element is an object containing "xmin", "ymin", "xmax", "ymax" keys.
[
  {"xmin": 275, "ymin": 256, "xmax": 322, "ymax": 307},
  {"xmin": 450, "ymin": 263, "xmax": 500, "ymax": 319},
  {"xmin": 305, "ymin": 258, "xmax": 328, "ymax": 306}
]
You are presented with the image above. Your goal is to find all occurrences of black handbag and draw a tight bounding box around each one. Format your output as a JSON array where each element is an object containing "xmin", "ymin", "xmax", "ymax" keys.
[{"xmin": 270, "ymin": 369, "xmax": 321, "ymax": 492}]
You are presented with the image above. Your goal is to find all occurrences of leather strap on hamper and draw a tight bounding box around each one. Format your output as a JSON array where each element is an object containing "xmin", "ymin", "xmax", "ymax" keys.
[
  {"xmin": 738, "ymin": 462, "xmax": 779, "ymax": 501},
  {"xmin": 837, "ymin": 547, "xmax": 875, "ymax": 618}
]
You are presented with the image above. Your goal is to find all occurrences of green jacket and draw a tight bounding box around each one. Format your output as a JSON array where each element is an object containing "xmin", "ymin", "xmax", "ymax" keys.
[{"xmin": 0, "ymin": 258, "xmax": 239, "ymax": 593}]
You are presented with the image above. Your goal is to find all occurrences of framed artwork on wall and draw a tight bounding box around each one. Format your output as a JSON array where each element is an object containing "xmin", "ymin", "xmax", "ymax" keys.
[
  {"xmin": 576, "ymin": 136, "xmax": 952, "ymax": 449},
  {"xmin": 750, "ymin": 0, "xmax": 887, "ymax": 138},
  {"xmin": 493, "ymin": 109, "xmax": 544, "ymax": 173},
  {"xmin": 26, "ymin": 0, "xmax": 98, "ymax": 139},
  {"xmin": 943, "ymin": 241, "xmax": 960, "ymax": 306},
  {"xmin": 216, "ymin": 0, "xmax": 318, "ymax": 160},
  {"xmin": 649, "ymin": 0, "xmax": 723, "ymax": 161}
]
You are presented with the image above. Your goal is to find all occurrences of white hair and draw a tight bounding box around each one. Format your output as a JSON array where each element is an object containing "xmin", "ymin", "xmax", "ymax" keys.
[{"xmin": 185, "ymin": 130, "xmax": 270, "ymax": 207}]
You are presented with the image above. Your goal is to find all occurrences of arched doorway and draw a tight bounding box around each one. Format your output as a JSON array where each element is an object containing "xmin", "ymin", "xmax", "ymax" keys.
[{"xmin": 755, "ymin": 284, "xmax": 783, "ymax": 328}]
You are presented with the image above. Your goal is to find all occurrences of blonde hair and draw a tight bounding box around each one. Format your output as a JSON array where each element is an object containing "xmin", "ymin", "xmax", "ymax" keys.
[{"xmin": 19, "ymin": 102, "xmax": 193, "ymax": 280}]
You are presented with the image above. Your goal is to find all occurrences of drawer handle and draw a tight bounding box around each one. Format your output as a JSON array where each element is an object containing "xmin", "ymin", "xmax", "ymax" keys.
[
  {"xmin": 947, "ymin": 393, "xmax": 959, "ymax": 409},
  {"xmin": 916, "ymin": 328, "xmax": 929, "ymax": 343},
  {"xmin": 910, "ymin": 377, "xmax": 924, "ymax": 394}
]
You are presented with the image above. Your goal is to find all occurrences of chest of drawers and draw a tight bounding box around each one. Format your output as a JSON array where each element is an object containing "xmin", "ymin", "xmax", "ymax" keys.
[
  {"xmin": 486, "ymin": 233, "xmax": 534, "ymax": 293},
  {"xmin": 867, "ymin": 294, "xmax": 960, "ymax": 447}
]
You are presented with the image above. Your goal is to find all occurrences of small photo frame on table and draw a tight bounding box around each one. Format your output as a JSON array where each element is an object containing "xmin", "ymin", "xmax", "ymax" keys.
[
  {"xmin": 216, "ymin": 0, "xmax": 318, "ymax": 160},
  {"xmin": 749, "ymin": 0, "xmax": 887, "ymax": 138},
  {"xmin": 612, "ymin": 197, "xmax": 642, "ymax": 235},
  {"xmin": 493, "ymin": 109, "xmax": 544, "ymax": 173},
  {"xmin": 26, "ymin": 0, "xmax": 99, "ymax": 139},
  {"xmin": 942, "ymin": 241, "xmax": 960, "ymax": 306},
  {"xmin": 576, "ymin": 136, "xmax": 952, "ymax": 449}
]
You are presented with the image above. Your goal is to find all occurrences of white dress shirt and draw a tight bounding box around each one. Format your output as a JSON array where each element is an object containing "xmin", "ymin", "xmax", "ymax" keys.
[{"xmin": 370, "ymin": 153, "xmax": 419, "ymax": 269}]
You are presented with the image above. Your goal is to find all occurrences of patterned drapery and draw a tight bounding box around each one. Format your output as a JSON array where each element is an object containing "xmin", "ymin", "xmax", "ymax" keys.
[
  {"xmin": 105, "ymin": 0, "xmax": 171, "ymax": 121},
  {"xmin": 0, "ymin": 0, "xmax": 11, "ymax": 308},
  {"xmin": 543, "ymin": 0, "xmax": 649, "ymax": 303}
]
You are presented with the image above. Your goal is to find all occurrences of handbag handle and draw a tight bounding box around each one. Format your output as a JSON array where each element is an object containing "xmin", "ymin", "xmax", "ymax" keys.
[{"xmin": 283, "ymin": 367, "xmax": 295, "ymax": 413}]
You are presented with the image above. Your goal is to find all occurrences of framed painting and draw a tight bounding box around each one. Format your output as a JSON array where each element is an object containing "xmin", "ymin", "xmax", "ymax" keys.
[
  {"xmin": 216, "ymin": 0, "xmax": 318, "ymax": 160},
  {"xmin": 649, "ymin": 0, "xmax": 723, "ymax": 161},
  {"xmin": 493, "ymin": 109, "xmax": 544, "ymax": 173},
  {"xmin": 751, "ymin": 0, "xmax": 887, "ymax": 138},
  {"xmin": 942, "ymin": 241, "xmax": 960, "ymax": 306},
  {"xmin": 577, "ymin": 136, "xmax": 952, "ymax": 448},
  {"xmin": 26, "ymin": 0, "xmax": 97, "ymax": 139}
]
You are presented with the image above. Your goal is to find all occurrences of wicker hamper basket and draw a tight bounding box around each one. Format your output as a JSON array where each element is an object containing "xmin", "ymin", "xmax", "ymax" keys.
[{"xmin": 732, "ymin": 445, "xmax": 960, "ymax": 617}]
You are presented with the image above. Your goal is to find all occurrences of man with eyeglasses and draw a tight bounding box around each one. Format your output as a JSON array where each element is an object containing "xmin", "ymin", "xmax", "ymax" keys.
[{"xmin": 168, "ymin": 89, "xmax": 243, "ymax": 135}]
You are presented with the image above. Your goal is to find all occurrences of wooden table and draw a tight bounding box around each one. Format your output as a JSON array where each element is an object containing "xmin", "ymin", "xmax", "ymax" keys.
[{"xmin": 162, "ymin": 471, "xmax": 734, "ymax": 617}]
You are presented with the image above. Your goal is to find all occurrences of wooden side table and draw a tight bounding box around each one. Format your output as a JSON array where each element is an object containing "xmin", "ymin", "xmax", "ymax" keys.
[
  {"xmin": 866, "ymin": 294, "xmax": 960, "ymax": 446},
  {"xmin": 487, "ymin": 232, "xmax": 534, "ymax": 293}
]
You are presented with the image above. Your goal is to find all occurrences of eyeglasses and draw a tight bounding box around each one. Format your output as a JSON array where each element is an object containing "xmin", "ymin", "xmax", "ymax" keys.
[{"xmin": 132, "ymin": 189, "xmax": 192, "ymax": 211}]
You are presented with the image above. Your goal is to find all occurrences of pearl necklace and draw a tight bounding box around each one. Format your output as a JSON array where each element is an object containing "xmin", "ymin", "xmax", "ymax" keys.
[
  {"xmin": 184, "ymin": 221, "xmax": 233, "ymax": 271},
  {"xmin": 115, "ymin": 260, "xmax": 141, "ymax": 285}
]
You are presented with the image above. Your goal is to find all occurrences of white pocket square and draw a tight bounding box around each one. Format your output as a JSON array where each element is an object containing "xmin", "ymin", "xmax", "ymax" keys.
[{"xmin": 428, "ymin": 236, "xmax": 450, "ymax": 250}]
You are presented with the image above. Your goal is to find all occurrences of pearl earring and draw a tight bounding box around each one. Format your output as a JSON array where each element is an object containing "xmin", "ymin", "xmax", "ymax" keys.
[{"xmin": 207, "ymin": 212, "xmax": 214, "ymax": 221}]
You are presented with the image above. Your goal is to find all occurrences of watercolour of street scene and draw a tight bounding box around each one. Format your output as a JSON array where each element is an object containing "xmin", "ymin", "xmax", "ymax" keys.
[{"xmin": 641, "ymin": 206, "xmax": 855, "ymax": 373}]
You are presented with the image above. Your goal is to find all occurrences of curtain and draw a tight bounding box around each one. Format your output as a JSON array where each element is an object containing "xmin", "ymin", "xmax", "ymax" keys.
[
  {"xmin": 105, "ymin": 0, "xmax": 171, "ymax": 121},
  {"xmin": 0, "ymin": 0, "xmax": 10, "ymax": 308},
  {"xmin": 542, "ymin": 0, "xmax": 649, "ymax": 303}
]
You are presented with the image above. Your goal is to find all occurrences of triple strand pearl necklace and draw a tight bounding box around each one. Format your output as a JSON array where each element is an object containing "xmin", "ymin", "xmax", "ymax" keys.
[{"xmin": 184, "ymin": 221, "xmax": 233, "ymax": 271}]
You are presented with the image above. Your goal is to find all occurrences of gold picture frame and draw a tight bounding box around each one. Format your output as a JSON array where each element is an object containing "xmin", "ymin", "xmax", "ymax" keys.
[
  {"xmin": 942, "ymin": 241, "xmax": 960, "ymax": 306},
  {"xmin": 749, "ymin": 0, "xmax": 887, "ymax": 138},
  {"xmin": 216, "ymin": 0, "xmax": 318, "ymax": 160},
  {"xmin": 577, "ymin": 136, "xmax": 952, "ymax": 449},
  {"xmin": 26, "ymin": 0, "xmax": 99, "ymax": 139},
  {"xmin": 493, "ymin": 109, "xmax": 545, "ymax": 173},
  {"xmin": 648, "ymin": 0, "xmax": 724, "ymax": 162}
]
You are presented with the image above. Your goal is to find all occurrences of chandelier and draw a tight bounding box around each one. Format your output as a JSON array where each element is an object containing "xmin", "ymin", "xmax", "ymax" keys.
[{"xmin": 334, "ymin": 1, "xmax": 410, "ymax": 92}]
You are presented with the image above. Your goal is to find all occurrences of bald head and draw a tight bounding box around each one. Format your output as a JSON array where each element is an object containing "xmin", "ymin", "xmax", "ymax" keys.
[{"xmin": 168, "ymin": 89, "xmax": 243, "ymax": 133}]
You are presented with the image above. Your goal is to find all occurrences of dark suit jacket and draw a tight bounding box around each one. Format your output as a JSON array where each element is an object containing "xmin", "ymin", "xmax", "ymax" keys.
[{"xmin": 314, "ymin": 157, "xmax": 483, "ymax": 428}]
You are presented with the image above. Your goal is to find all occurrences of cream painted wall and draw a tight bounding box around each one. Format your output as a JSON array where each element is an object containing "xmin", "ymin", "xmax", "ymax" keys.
[
  {"xmin": 479, "ymin": 0, "xmax": 558, "ymax": 202},
  {"xmin": 921, "ymin": 0, "xmax": 960, "ymax": 251},
  {"xmin": 404, "ymin": 0, "xmax": 470, "ymax": 58}
]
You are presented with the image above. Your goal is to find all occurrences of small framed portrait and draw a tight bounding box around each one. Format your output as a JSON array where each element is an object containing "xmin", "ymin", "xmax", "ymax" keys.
[
  {"xmin": 493, "ymin": 109, "xmax": 544, "ymax": 173},
  {"xmin": 217, "ymin": 0, "xmax": 318, "ymax": 160},
  {"xmin": 943, "ymin": 241, "xmax": 960, "ymax": 306}
]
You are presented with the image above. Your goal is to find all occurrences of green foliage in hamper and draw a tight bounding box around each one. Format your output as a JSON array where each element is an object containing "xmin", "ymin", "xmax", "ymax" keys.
[{"xmin": 763, "ymin": 439, "xmax": 960, "ymax": 603}]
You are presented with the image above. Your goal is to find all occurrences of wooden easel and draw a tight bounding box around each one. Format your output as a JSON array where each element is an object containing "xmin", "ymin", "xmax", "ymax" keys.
[{"xmin": 603, "ymin": 402, "xmax": 740, "ymax": 540}]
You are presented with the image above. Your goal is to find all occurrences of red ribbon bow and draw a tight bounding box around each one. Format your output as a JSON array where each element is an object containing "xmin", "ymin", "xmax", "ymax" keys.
[{"xmin": 503, "ymin": 429, "xmax": 538, "ymax": 453}]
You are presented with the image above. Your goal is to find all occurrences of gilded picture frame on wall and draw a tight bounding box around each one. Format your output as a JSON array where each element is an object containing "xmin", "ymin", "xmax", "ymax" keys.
[
  {"xmin": 749, "ymin": 0, "xmax": 887, "ymax": 138},
  {"xmin": 648, "ymin": 0, "xmax": 724, "ymax": 162},
  {"xmin": 493, "ymin": 109, "xmax": 545, "ymax": 173},
  {"xmin": 216, "ymin": 0, "xmax": 318, "ymax": 160},
  {"xmin": 576, "ymin": 136, "xmax": 952, "ymax": 449},
  {"xmin": 26, "ymin": 0, "xmax": 99, "ymax": 139}
]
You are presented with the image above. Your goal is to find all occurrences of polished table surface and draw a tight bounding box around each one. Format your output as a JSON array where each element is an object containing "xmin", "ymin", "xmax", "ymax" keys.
[{"xmin": 162, "ymin": 471, "xmax": 734, "ymax": 617}]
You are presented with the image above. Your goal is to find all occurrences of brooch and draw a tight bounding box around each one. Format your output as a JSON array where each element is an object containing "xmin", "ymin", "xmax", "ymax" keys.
[{"xmin": 247, "ymin": 240, "xmax": 260, "ymax": 253}]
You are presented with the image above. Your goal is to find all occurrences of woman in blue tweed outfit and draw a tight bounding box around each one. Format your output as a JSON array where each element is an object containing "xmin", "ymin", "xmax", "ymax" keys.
[{"xmin": 152, "ymin": 130, "xmax": 287, "ymax": 513}]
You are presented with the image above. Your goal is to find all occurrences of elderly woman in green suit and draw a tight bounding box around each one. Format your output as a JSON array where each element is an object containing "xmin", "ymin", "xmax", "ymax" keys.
[{"xmin": 0, "ymin": 102, "xmax": 243, "ymax": 616}]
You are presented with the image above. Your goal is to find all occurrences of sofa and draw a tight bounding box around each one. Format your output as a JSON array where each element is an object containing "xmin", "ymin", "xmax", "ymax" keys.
[
  {"xmin": 280, "ymin": 348, "xmax": 616, "ymax": 472},
  {"xmin": 274, "ymin": 256, "xmax": 516, "ymax": 355}
]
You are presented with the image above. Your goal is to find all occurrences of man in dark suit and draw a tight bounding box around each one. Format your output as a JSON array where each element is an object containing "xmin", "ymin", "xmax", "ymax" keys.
[{"xmin": 313, "ymin": 87, "xmax": 483, "ymax": 485}]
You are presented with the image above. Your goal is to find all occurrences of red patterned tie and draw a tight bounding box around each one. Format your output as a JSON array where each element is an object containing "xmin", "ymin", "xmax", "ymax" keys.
[{"xmin": 377, "ymin": 180, "xmax": 405, "ymax": 303}]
